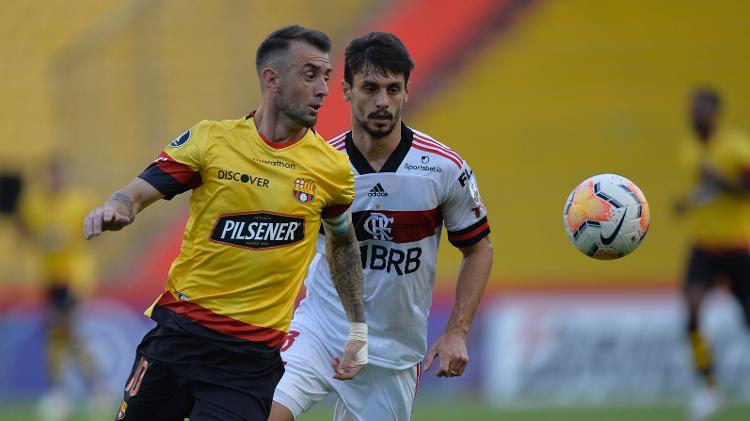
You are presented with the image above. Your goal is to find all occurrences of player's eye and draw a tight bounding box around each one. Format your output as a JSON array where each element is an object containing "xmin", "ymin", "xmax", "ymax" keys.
[{"xmin": 304, "ymin": 72, "xmax": 316, "ymax": 81}]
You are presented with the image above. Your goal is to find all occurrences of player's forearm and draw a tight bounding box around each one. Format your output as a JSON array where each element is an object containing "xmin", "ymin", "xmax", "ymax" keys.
[
  {"xmin": 326, "ymin": 225, "xmax": 366, "ymax": 324},
  {"xmin": 106, "ymin": 178, "xmax": 164, "ymax": 220},
  {"xmin": 445, "ymin": 237, "xmax": 493, "ymax": 336}
]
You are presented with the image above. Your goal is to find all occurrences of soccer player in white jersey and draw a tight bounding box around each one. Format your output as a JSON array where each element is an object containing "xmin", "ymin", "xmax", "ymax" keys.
[{"xmin": 269, "ymin": 32, "xmax": 493, "ymax": 421}]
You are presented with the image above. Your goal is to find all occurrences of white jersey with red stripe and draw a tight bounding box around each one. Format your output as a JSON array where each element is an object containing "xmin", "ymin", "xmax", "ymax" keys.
[{"xmin": 296, "ymin": 123, "xmax": 490, "ymax": 369}]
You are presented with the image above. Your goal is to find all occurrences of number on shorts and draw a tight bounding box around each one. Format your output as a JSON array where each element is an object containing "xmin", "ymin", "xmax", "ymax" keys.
[
  {"xmin": 125, "ymin": 356, "xmax": 149, "ymax": 397},
  {"xmin": 281, "ymin": 330, "xmax": 300, "ymax": 352}
]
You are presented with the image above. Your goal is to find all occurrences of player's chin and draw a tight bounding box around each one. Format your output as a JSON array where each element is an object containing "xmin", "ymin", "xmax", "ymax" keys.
[
  {"xmin": 366, "ymin": 123, "xmax": 395, "ymax": 137},
  {"xmin": 296, "ymin": 115, "xmax": 317, "ymax": 128}
]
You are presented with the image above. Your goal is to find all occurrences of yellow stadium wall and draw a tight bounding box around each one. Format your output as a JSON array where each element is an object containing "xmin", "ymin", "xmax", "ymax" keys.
[
  {"xmin": 0, "ymin": 0, "xmax": 376, "ymax": 285},
  {"xmin": 414, "ymin": 0, "xmax": 750, "ymax": 288}
]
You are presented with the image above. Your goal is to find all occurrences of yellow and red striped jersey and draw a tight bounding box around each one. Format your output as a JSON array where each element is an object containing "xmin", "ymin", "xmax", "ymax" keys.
[
  {"xmin": 680, "ymin": 127, "xmax": 750, "ymax": 251},
  {"xmin": 139, "ymin": 115, "xmax": 353, "ymax": 355}
]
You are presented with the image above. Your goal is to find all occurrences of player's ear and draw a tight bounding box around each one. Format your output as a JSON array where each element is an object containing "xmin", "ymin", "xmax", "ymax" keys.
[
  {"xmin": 342, "ymin": 79, "xmax": 351, "ymax": 102},
  {"xmin": 261, "ymin": 67, "xmax": 281, "ymax": 93}
]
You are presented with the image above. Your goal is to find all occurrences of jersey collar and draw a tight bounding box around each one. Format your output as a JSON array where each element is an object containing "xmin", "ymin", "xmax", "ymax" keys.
[
  {"xmin": 245, "ymin": 111, "xmax": 315, "ymax": 150},
  {"xmin": 345, "ymin": 123, "xmax": 413, "ymax": 174}
]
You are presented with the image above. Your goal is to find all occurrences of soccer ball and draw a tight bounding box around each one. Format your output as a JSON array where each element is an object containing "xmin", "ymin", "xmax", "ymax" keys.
[{"xmin": 563, "ymin": 174, "xmax": 650, "ymax": 259}]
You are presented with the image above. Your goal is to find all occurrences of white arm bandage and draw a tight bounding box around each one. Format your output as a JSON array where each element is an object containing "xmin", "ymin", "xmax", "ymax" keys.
[{"xmin": 348, "ymin": 322, "xmax": 368, "ymax": 365}]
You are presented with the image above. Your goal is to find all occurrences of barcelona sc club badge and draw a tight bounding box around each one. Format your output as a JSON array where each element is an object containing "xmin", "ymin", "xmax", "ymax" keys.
[{"xmin": 293, "ymin": 178, "xmax": 316, "ymax": 203}]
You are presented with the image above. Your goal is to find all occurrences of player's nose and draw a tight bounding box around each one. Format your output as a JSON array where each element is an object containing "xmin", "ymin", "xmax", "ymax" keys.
[
  {"xmin": 374, "ymin": 89, "xmax": 389, "ymax": 108},
  {"xmin": 315, "ymin": 77, "xmax": 329, "ymax": 97}
]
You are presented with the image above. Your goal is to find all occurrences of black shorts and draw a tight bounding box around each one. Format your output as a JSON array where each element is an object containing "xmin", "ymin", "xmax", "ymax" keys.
[
  {"xmin": 47, "ymin": 284, "xmax": 77, "ymax": 314},
  {"xmin": 116, "ymin": 324, "xmax": 284, "ymax": 421},
  {"xmin": 684, "ymin": 247, "xmax": 750, "ymax": 301}
]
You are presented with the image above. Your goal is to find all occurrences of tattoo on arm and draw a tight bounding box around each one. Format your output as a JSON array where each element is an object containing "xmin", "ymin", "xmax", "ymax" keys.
[
  {"xmin": 110, "ymin": 192, "xmax": 136, "ymax": 223},
  {"xmin": 326, "ymin": 226, "xmax": 366, "ymax": 323}
]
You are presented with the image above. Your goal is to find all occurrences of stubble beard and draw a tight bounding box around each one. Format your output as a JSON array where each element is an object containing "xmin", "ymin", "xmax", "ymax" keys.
[
  {"xmin": 357, "ymin": 110, "xmax": 401, "ymax": 139},
  {"xmin": 277, "ymin": 90, "xmax": 317, "ymax": 129}
]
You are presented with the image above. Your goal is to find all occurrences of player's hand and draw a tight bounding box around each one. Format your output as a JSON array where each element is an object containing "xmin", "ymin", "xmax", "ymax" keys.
[
  {"xmin": 331, "ymin": 339, "xmax": 366, "ymax": 381},
  {"xmin": 83, "ymin": 205, "xmax": 132, "ymax": 239},
  {"xmin": 423, "ymin": 330, "xmax": 469, "ymax": 378}
]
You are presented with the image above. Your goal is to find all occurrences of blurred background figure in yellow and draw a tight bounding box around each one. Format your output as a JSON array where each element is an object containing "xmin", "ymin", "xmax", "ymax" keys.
[
  {"xmin": 676, "ymin": 89, "xmax": 750, "ymax": 421},
  {"xmin": 16, "ymin": 156, "xmax": 102, "ymax": 420}
]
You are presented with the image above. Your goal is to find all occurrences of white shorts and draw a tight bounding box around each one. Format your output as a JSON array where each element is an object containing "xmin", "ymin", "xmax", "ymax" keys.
[{"xmin": 273, "ymin": 317, "xmax": 421, "ymax": 421}]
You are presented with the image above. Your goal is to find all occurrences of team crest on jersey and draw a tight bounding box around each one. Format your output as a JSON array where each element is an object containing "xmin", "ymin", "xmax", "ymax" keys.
[
  {"xmin": 364, "ymin": 212, "xmax": 394, "ymax": 240},
  {"xmin": 169, "ymin": 130, "xmax": 191, "ymax": 148},
  {"xmin": 292, "ymin": 178, "xmax": 316, "ymax": 203}
]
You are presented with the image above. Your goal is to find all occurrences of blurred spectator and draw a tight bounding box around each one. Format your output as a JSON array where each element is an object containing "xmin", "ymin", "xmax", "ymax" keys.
[
  {"xmin": 675, "ymin": 88, "xmax": 750, "ymax": 421},
  {"xmin": 16, "ymin": 157, "xmax": 102, "ymax": 420}
]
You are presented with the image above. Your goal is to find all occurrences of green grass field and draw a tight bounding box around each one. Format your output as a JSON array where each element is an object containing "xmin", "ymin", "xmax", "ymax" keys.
[{"xmin": 2, "ymin": 400, "xmax": 748, "ymax": 421}]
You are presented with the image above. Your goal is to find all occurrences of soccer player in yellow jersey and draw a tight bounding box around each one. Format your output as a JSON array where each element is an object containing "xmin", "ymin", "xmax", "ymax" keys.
[
  {"xmin": 18, "ymin": 158, "xmax": 101, "ymax": 418},
  {"xmin": 675, "ymin": 89, "xmax": 750, "ymax": 421},
  {"xmin": 83, "ymin": 25, "xmax": 367, "ymax": 421}
]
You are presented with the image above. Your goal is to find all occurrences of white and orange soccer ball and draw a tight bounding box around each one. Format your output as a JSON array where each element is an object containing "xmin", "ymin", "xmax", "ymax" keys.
[{"xmin": 563, "ymin": 174, "xmax": 650, "ymax": 259}]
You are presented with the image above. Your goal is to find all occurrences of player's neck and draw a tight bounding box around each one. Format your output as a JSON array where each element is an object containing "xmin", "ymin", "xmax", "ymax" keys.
[
  {"xmin": 253, "ymin": 106, "xmax": 308, "ymax": 144},
  {"xmin": 351, "ymin": 122, "xmax": 402, "ymax": 171}
]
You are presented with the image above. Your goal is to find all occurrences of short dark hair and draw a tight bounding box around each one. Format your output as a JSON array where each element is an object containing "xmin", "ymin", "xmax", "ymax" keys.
[
  {"xmin": 256, "ymin": 25, "xmax": 331, "ymax": 74},
  {"xmin": 692, "ymin": 87, "xmax": 721, "ymax": 109},
  {"xmin": 344, "ymin": 32, "xmax": 415, "ymax": 85}
]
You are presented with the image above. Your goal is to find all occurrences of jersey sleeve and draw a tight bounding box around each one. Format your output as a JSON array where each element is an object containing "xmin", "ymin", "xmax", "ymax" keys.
[
  {"xmin": 442, "ymin": 160, "xmax": 490, "ymax": 248},
  {"xmin": 322, "ymin": 158, "xmax": 355, "ymax": 219},
  {"xmin": 138, "ymin": 121, "xmax": 209, "ymax": 200}
]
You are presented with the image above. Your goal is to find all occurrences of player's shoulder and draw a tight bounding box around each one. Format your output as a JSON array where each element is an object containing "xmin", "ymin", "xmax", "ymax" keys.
[
  {"xmin": 309, "ymin": 130, "xmax": 348, "ymax": 162},
  {"xmin": 307, "ymin": 129, "xmax": 351, "ymax": 170},
  {"xmin": 406, "ymin": 126, "xmax": 466, "ymax": 173},
  {"xmin": 196, "ymin": 117, "xmax": 248, "ymax": 137},
  {"xmin": 326, "ymin": 131, "xmax": 349, "ymax": 152},
  {"xmin": 183, "ymin": 117, "xmax": 260, "ymax": 149},
  {"xmin": 169, "ymin": 119, "xmax": 229, "ymax": 147}
]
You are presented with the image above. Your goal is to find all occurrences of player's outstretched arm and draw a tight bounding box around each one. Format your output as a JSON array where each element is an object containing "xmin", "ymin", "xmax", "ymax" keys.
[
  {"xmin": 424, "ymin": 236, "xmax": 493, "ymax": 377},
  {"xmin": 83, "ymin": 178, "xmax": 164, "ymax": 239},
  {"xmin": 322, "ymin": 211, "xmax": 367, "ymax": 380}
]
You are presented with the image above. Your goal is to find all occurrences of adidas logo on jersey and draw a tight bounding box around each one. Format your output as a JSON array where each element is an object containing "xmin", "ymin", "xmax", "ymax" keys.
[{"xmin": 368, "ymin": 183, "xmax": 389, "ymax": 197}]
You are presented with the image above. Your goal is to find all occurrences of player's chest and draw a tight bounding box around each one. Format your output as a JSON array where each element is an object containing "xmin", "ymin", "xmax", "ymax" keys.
[
  {"xmin": 198, "ymin": 146, "xmax": 325, "ymax": 214},
  {"xmin": 352, "ymin": 173, "xmax": 440, "ymax": 212},
  {"xmin": 351, "ymin": 173, "xmax": 442, "ymax": 244}
]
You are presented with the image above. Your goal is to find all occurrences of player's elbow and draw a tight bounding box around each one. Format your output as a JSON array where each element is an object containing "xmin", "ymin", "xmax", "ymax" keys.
[{"xmin": 461, "ymin": 235, "xmax": 493, "ymax": 259}]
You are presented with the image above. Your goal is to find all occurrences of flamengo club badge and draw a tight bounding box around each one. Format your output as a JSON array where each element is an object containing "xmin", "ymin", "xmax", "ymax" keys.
[{"xmin": 293, "ymin": 178, "xmax": 316, "ymax": 203}]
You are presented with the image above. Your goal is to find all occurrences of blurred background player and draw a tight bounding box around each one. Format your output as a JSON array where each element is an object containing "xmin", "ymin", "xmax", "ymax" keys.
[
  {"xmin": 83, "ymin": 25, "xmax": 366, "ymax": 420},
  {"xmin": 16, "ymin": 157, "xmax": 102, "ymax": 420},
  {"xmin": 270, "ymin": 32, "xmax": 493, "ymax": 421},
  {"xmin": 675, "ymin": 88, "xmax": 750, "ymax": 420}
]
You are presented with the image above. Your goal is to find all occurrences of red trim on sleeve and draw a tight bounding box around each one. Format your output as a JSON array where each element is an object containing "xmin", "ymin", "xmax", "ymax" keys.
[
  {"xmin": 155, "ymin": 151, "xmax": 202, "ymax": 188},
  {"xmin": 156, "ymin": 292, "xmax": 286, "ymax": 348},
  {"xmin": 448, "ymin": 220, "xmax": 490, "ymax": 242}
]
